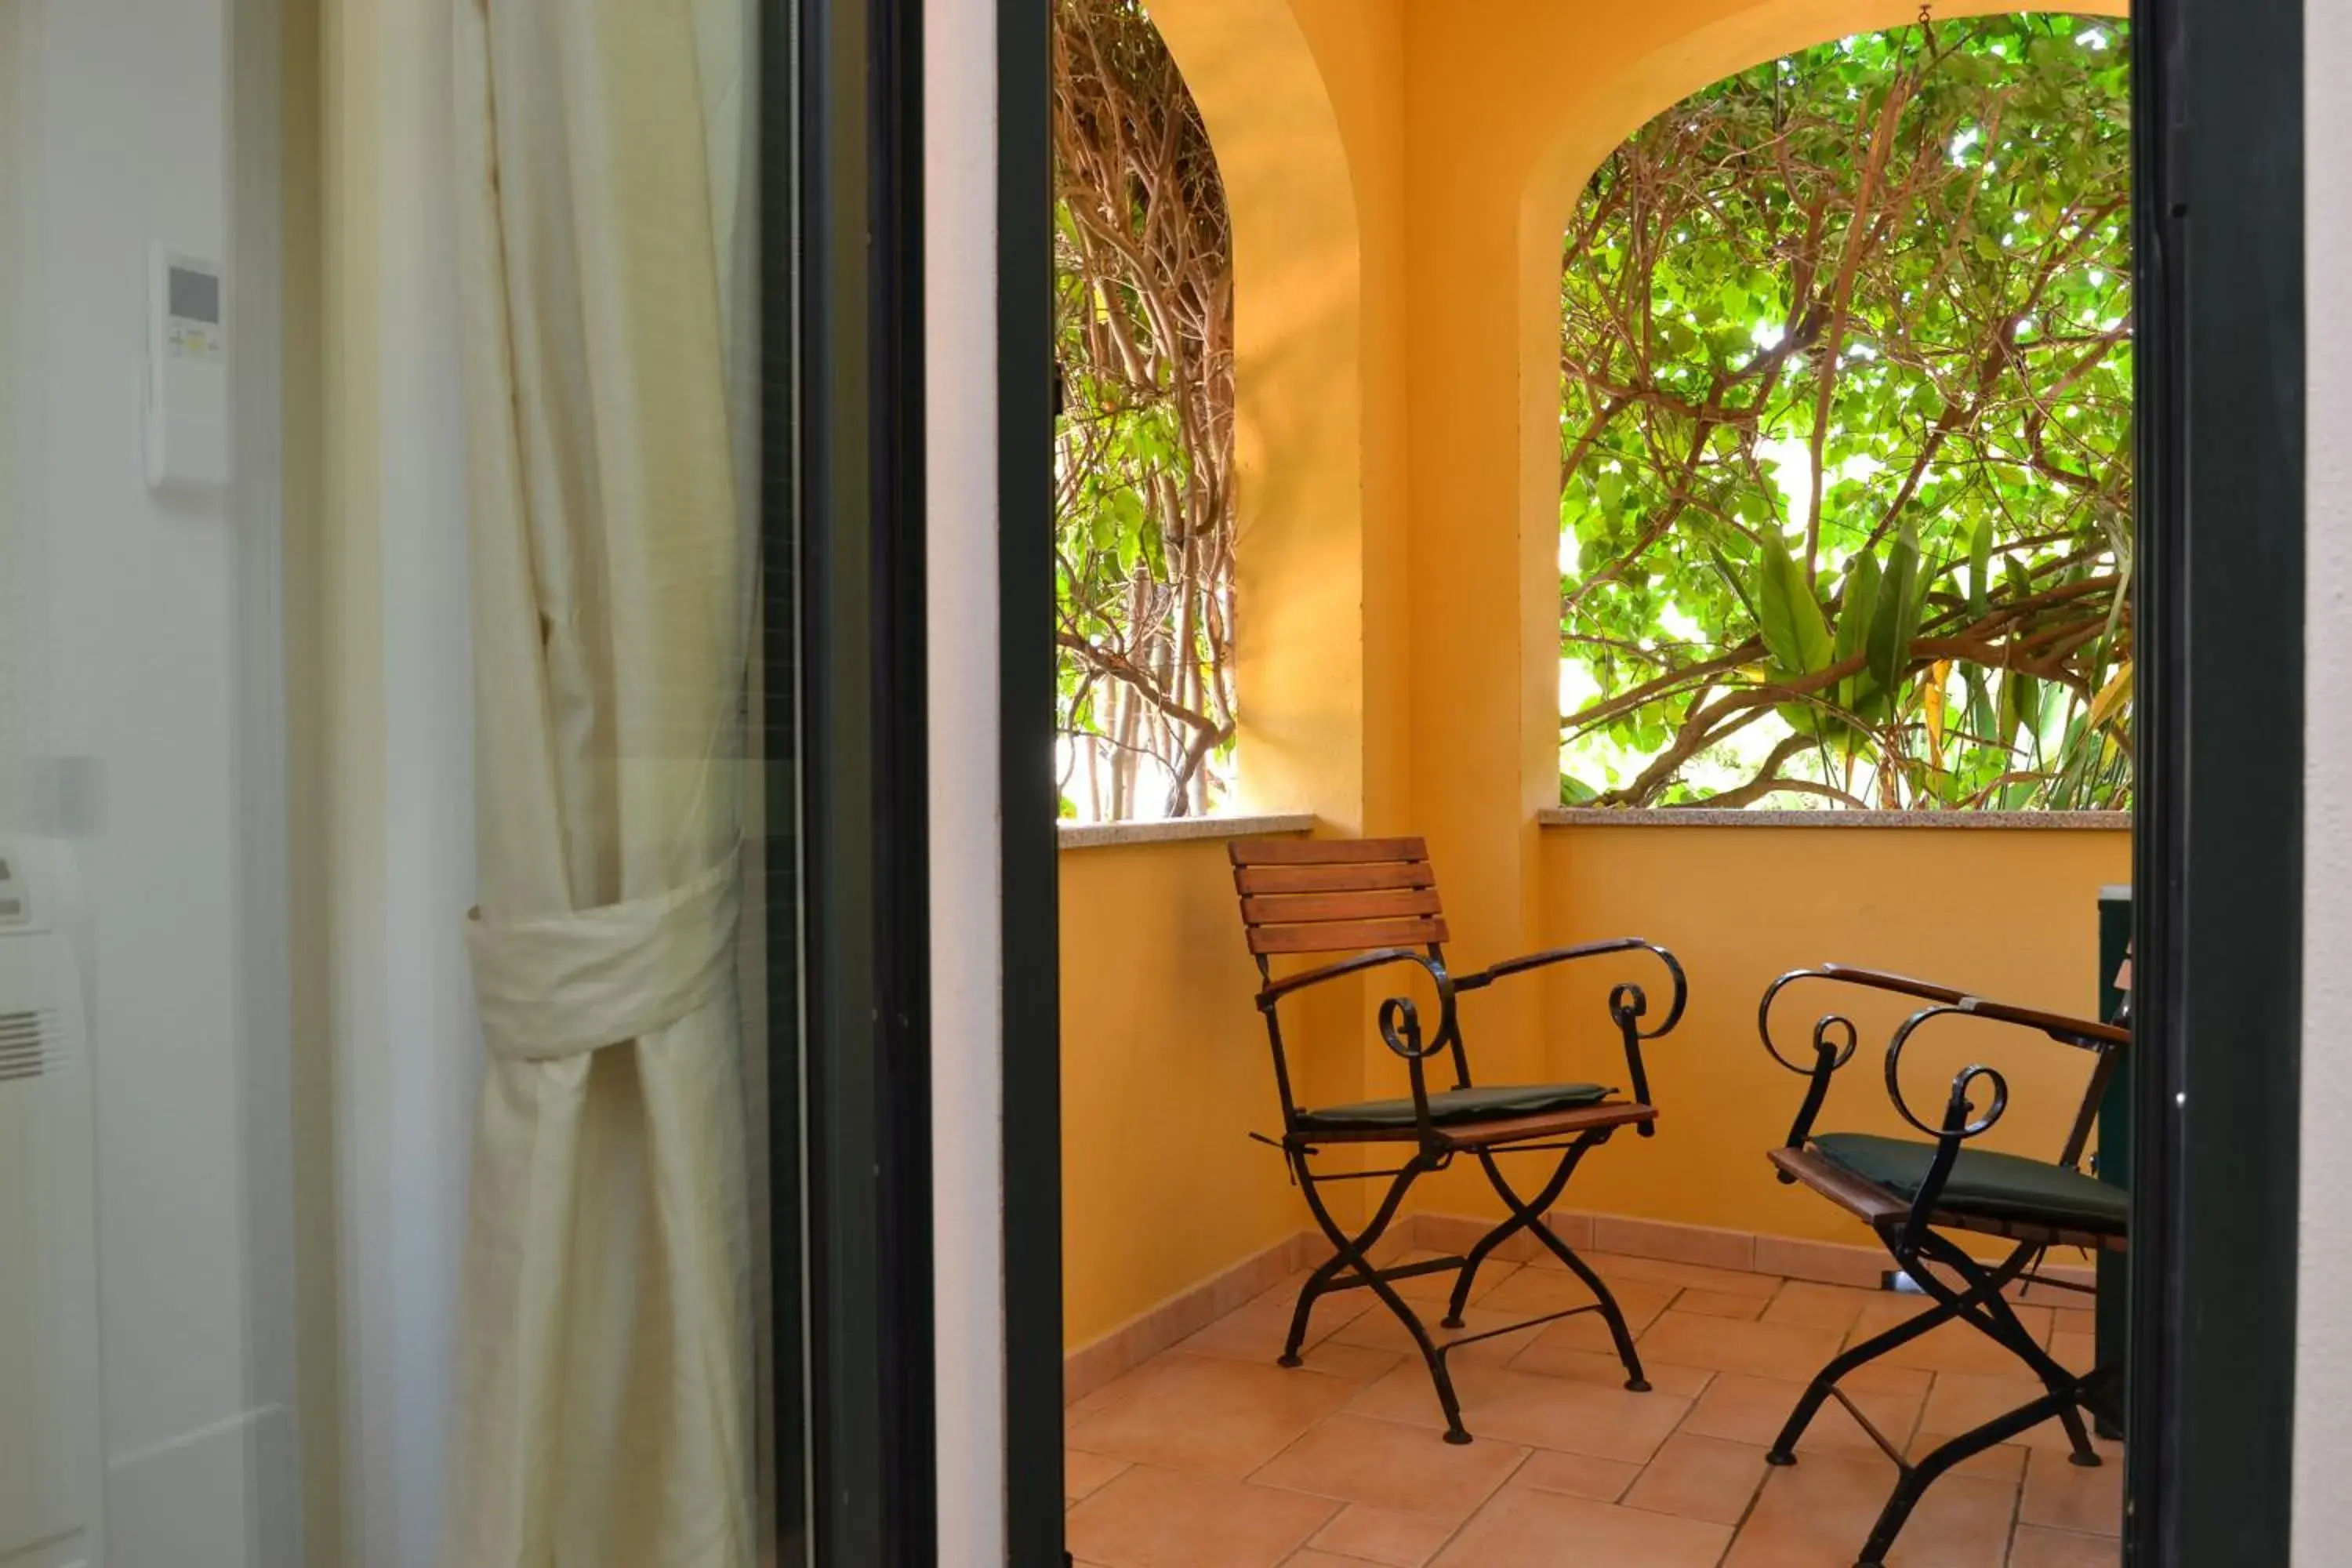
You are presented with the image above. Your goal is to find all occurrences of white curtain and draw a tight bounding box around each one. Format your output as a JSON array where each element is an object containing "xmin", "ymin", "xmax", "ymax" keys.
[{"xmin": 445, "ymin": 2, "xmax": 755, "ymax": 1563}]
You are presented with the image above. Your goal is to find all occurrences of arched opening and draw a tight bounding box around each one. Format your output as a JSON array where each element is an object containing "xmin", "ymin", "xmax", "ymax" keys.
[
  {"xmin": 1556, "ymin": 15, "xmax": 2132, "ymax": 813},
  {"xmin": 1053, "ymin": 0, "xmax": 1238, "ymax": 821},
  {"xmin": 1051, "ymin": 0, "xmax": 1370, "ymax": 829},
  {"xmin": 1051, "ymin": 0, "xmax": 1376, "ymax": 1414}
]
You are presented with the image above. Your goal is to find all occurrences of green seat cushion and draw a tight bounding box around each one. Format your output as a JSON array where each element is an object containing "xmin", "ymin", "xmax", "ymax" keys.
[
  {"xmin": 1294, "ymin": 1081, "xmax": 1613, "ymax": 1134},
  {"xmin": 1812, "ymin": 1132, "xmax": 2129, "ymax": 1235}
]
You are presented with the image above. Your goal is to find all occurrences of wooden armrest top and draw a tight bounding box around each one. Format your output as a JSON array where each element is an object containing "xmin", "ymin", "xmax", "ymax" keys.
[
  {"xmin": 1817, "ymin": 964, "xmax": 1969, "ymax": 1004},
  {"xmin": 1958, "ymin": 996, "xmax": 2129, "ymax": 1046}
]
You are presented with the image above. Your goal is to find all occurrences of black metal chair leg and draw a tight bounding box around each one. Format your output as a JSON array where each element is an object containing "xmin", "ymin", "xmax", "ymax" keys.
[
  {"xmin": 1468, "ymin": 1140, "xmax": 1651, "ymax": 1392},
  {"xmin": 1855, "ymin": 1377, "xmax": 2092, "ymax": 1566},
  {"xmin": 1907, "ymin": 1234, "xmax": 2103, "ymax": 1468},
  {"xmin": 1443, "ymin": 1135, "xmax": 1593, "ymax": 1327},
  {"xmin": 1439, "ymin": 1208, "xmax": 1529, "ymax": 1330},
  {"xmin": 1279, "ymin": 1249, "xmax": 1354, "ymax": 1366},
  {"xmin": 1766, "ymin": 1295, "xmax": 1965, "ymax": 1464},
  {"xmin": 1289, "ymin": 1147, "xmax": 1474, "ymax": 1444}
]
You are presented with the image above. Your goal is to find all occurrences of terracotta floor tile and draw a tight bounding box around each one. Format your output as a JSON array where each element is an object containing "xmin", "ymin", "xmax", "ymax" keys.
[
  {"xmin": 1386, "ymin": 1250, "xmax": 1508, "ymax": 1306},
  {"xmin": 1065, "ymin": 1465, "xmax": 1339, "ymax": 1568},
  {"xmin": 2014, "ymin": 1279, "xmax": 2098, "ymax": 1308},
  {"xmin": 1069, "ymin": 1375, "xmax": 1138, "ymax": 1424},
  {"xmin": 1301, "ymin": 1338, "xmax": 1410, "ymax": 1381},
  {"xmin": 1430, "ymin": 1485, "xmax": 1732, "ymax": 1568},
  {"xmin": 1287, "ymin": 1552, "xmax": 1392, "ymax": 1568},
  {"xmin": 1251, "ymin": 1413, "xmax": 1526, "ymax": 1526},
  {"xmin": 1330, "ymin": 1304, "xmax": 1537, "ymax": 1368},
  {"xmin": 1621, "ymin": 1431, "xmax": 1772, "ymax": 1526},
  {"xmin": 1677, "ymin": 1371, "xmax": 1924, "ymax": 1457},
  {"xmin": 1574, "ymin": 1250, "xmax": 1782, "ymax": 1298},
  {"xmin": 1512, "ymin": 1449, "xmax": 1643, "ymax": 1502},
  {"xmin": 1849, "ymin": 1292, "xmax": 1938, "ymax": 1339},
  {"xmin": 2008, "ymin": 1524, "xmax": 2123, "ymax": 1567},
  {"xmin": 2049, "ymin": 1330, "xmax": 2097, "ymax": 1375},
  {"xmin": 1068, "ymin": 1448, "xmax": 1131, "ymax": 1504},
  {"xmin": 2019, "ymin": 1445, "xmax": 2122, "ymax": 1536},
  {"xmin": 1496, "ymin": 1298, "xmax": 1665, "ymax": 1363},
  {"xmin": 1640, "ymin": 1311, "xmax": 1848, "ymax": 1381},
  {"xmin": 1305, "ymin": 1501, "xmax": 1464, "ymax": 1566},
  {"xmin": 1846, "ymin": 1360, "xmax": 1936, "ymax": 1399},
  {"xmin": 1918, "ymin": 1373, "xmax": 2047, "ymax": 1436},
  {"xmin": 1179, "ymin": 1289, "xmax": 1370, "ymax": 1363},
  {"xmin": 1479, "ymin": 1265, "xmax": 1677, "ymax": 1327},
  {"xmin": 1724, "ymin": 1447, "xmax": 2014, "ymax": 1568},
  {"xmin": 1762, "ymin": 1280, "xmax": 1880, "ymax": 1332},
  {"xmin": 1849, "ymin": 1301, "xmax": 2059, "ymax": 1376},
  {"xmin": 1675, "ymin": 1288, "xmax": 1769, "ymax": 1320},
  {"xmin": 1503, "ymin": 1338, "xmax": 1712, "ymax": 1398},
  {"xmin": 1345, "ymin": 1359, "xmax": 1692, "ymax": 1464},
  {"xmin": 1066, "ymin": 1352, "xmax": 1367, "ymax": 1478},
  {"xmin": 2015, "ymin": 1425, "xmax": 2123, "ymax": 1462},
  {"xmin": 1907, "ymin": 1431, "xmax": 2028, "ymax": 1483}
]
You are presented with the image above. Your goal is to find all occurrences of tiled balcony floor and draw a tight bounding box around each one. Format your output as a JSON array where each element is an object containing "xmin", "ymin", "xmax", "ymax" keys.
[{"xmin": 1065, "ymin": 1250, "xmax": 2118, "ymax": 1567}]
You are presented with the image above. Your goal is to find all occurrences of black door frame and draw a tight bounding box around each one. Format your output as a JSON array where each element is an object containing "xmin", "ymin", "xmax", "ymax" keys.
[
  {"xmin": 2125, "ymin": 0, "xmax": 2305, "ymax": 1563},
  {"xmin": 766, "ymin": 0, "xmax": 2311, "ymax": 1560},
  {"xmin": 774, "ymin": 0, "xmax": 940, "ymax": 1560}
]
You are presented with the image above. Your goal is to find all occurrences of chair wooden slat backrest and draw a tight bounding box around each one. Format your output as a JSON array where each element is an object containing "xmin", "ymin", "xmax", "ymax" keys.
[{"xmin": 1231, "ymin": 837, "xmax": 1449, "ymax": 958}]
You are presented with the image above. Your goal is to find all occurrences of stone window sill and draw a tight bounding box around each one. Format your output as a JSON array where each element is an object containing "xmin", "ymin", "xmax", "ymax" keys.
[{"xmin": 1056, "ymin": 812, "xmax": 1318, "ymax": 851}]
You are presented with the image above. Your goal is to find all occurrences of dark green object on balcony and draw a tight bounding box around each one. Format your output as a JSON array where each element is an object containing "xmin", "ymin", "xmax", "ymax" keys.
[{"xmin": 2095, "ymin": 886, "xmax": 2131, "ymax": 1439}]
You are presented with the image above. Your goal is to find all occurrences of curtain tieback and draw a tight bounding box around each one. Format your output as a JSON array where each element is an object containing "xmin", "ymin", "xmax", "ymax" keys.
[{"xmin": 466, "ymin": 844, "xmax": 743, "ymax": 1061}]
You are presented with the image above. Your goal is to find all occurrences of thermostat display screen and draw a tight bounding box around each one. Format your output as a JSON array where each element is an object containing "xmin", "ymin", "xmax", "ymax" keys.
[{"xmin": 169, "ymin": 266, "xmax": 220, "ymax": 325}]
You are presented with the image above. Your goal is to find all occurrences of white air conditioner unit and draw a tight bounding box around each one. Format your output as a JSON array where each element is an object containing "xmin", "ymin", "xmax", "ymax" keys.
[{"xmin": 0, "ymin": 835, "xmax": 102, "ymax": 1568}]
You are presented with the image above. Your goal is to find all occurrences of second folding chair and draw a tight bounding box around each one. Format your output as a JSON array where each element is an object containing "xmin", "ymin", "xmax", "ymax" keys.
[
  {"xmin": 1756, "ymin": 964, "xmax": 2129, "ymax": 1566},
  {"xmin": 1230, "ymin": 835, "xmax": 1687, "ymax": 1445}
]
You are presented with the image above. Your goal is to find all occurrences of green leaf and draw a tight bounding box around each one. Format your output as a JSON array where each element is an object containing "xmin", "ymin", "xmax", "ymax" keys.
[
  {"xmin": 1831, "ymin": 550, "xmax": 1882, "ymax": 707},
  {"xmin": 1866, "ymin": 525, "xmax": 1921, "ymax": 698},
  {"xmin": 1755, "ymin": 529, "xmax": 1834, "ymax": 676},
  {"xmin": 1706, "ymin": 543, "xmax": 1762, "ymax": 624},
  {"xmin": 1968, "ymin": 519, "xmax": 1994, "ymax": 619}
]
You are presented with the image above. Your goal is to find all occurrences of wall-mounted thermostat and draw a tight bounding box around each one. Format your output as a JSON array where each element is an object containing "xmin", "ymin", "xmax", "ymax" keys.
[{"xmin": 144, "ymin": 246, "xmax": 229, "ymax": 490}]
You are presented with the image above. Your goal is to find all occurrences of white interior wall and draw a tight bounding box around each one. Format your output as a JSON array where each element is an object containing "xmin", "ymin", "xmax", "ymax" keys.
[
  {"xmin": 316, "ymin": 2, "xmax": 478, "ymax": 1566},
  {"xmin": 3, "ymin": 0, "xmax": 302, "ymax": 1563},
  {"xmin": 923, "ymin": 1, "xmax": 1007, "ymax": 1560},
  {"xmin": 2295, "ymin": 0, "xmax": 2352, "ymax": 1556}
]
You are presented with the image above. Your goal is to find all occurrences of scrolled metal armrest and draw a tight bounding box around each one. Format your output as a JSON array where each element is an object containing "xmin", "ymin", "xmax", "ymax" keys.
[
  {"xmin": 1882, "ymin": 1006, "xmax": 2013, "ymax": 1142},
  {"xmin": 1760, "ymin": 967, "xmax": 1896, "ymax": 1174},
  {"xmin": 1885, "ymin": 1016, "xmax": 2013, "ymax": 1256},
  {"xmin": 1759, "ymin": 967, "xmax": 1871, "ymax": 1077},
  {"xmin": 1460, "ymin": 938, "xmax": 1690, "ymax": 1040},
  {"xmin": 1376, "ymin": 995, "xmax": 1450, "ymax": 1062}
]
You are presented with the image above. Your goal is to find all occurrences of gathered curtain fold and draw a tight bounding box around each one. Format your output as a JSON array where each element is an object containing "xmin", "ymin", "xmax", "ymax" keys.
[{"xmin": 445, "ymin": 2, "xmax": 756, "ymax": 1563}]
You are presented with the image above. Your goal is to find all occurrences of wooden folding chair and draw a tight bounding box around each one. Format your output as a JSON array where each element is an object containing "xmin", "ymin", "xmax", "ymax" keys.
[
  {"xmin": 1757, "ymin": 964, "xmax": 2130, "ymax": 1566},
  {"xmin": 1230, "ymin": 836, "xmax": 1688, "ymax": 1445}
]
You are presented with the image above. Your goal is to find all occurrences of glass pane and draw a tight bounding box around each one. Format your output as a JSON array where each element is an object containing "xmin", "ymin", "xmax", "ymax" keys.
[{"xmin": 0, "ymin": 2, "xmax": 802, "ymax": 1563}]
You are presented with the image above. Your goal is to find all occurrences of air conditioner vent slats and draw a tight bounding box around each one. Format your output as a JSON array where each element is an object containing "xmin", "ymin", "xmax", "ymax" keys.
[{"xmin": 0, "ymin": 1008, "xmax": 60, "ymax": 1082}]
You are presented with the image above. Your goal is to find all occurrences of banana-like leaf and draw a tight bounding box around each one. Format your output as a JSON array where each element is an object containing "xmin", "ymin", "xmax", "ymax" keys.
[
  {"xmin": 1707, "ymin": 542, "xmax": 1762, "ymax": 626},
  {"xmin": 1866, "ymin": 525, "xmax": 1921, "ymax": 698},
  {"xmin": 2088, "ymin": 660, "xmax": 2133, "ymax": 731},
  {"xmin": 1756, "ymin": 529, "xmax": 1834, "ymax": 676},
  {"xmin": 1969, "ymin": 518, "xmax": 1994, "ymax": 619},
  {"xmin": 1923, "ymin": 659, "xmax": 1951, "ymax": 760},
  {"xmin": 1996, "ymin": 670, "xmax": 2040, "ymax": 751},
  {"xmin": 1832, "ymin": 551, "xmax": 1882, "ymax": 710}
]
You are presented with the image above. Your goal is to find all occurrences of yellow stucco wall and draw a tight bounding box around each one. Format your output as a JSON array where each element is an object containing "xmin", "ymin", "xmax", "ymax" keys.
[
  {"xmin": 1064, "ymin": 0, "xmax": 2132, "ymax": 1348},
  {"xmin": 1063, "ymin": 825, "xmax": 2130, "ymax": 1344},
  {"xmin": 1529, "ymin": 825, "xmax": 2131, "ymax": 1242},
  {"xmin": 1060, "ymin": 840, "xmax": 1369, "ymax": 1348}
]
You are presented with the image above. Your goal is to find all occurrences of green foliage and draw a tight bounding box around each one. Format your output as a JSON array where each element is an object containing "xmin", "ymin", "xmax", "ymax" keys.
[
  {"xmin": 1559, "ymin": 15, "xmax": 2132, "ymax": 811},
  {"xmin": 1054, "ymin": 0, "xmax": 1236, "ymax": 819}
]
